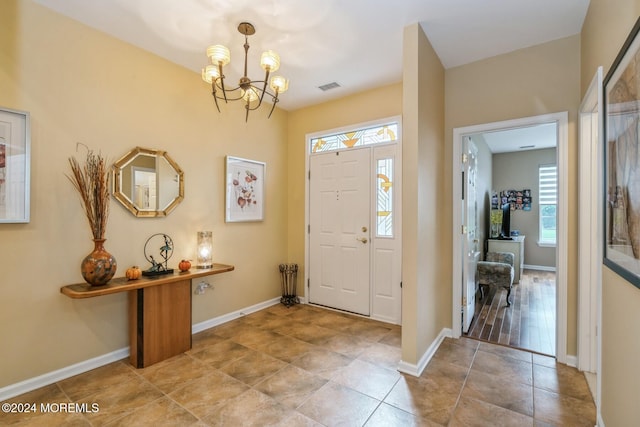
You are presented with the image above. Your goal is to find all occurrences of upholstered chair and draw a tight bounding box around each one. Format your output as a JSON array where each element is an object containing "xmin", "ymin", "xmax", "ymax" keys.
[{"xmin": 477, "ymin": 251, "xmax": 515, "ymax": 306}]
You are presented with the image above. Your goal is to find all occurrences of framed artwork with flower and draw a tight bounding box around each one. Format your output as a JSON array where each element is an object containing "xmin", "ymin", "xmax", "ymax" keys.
[{"xmin": 225, "ymin": 156, "xmax": 265, "ymax": 222}]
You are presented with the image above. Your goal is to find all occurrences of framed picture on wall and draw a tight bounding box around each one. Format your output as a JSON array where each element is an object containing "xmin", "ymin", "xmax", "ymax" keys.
[
  {"xmin": 225, "ymin": 156, "xmax": 265, "ymax": 222},
  {"xmin": 0, "ymin": 107, "xmax": 30, "ymax": 223},
  {"xmin": 603, "ymin": 16, "xmax": 640, "ymax": 288}
]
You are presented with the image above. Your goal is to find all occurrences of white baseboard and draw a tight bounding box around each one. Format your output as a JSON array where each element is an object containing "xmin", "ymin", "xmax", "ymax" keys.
[
  {"xmin": 192, "ymin": 297, "xmax": 280, "ymax": 334},
  {"xmin": 523, "ymin": 264, "xmax": 556, "ymax": 272},
  {"xmin": 0, "ymin": 348, "xmax": 129, "ymax": 402},
  {"xmin": 397, "ymin": 328, "xmax": 452, "ymax": 377},
  {"xmin": 565, "ymin": 354, "xmax": 578, "ymax": 368},
  {"xmin": 1, "ymin": 297, "xmax": 282, "ymax": 402}
]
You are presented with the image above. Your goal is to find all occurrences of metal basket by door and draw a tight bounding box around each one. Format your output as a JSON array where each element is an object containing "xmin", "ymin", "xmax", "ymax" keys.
[{"xmin": 279, "ymin": 263, "xmax": 299, "ymax": 307}]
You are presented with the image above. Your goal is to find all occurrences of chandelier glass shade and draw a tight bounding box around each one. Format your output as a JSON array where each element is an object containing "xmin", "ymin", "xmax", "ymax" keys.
[{"xmin": 202, "ymin": 22, "xmax": 289, "ymax": 121}]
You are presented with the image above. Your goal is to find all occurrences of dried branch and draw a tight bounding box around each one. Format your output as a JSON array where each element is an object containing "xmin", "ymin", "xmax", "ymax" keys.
[{"xmin": 67, "ymin": 148, "xmax": 110, "ymax": 240}]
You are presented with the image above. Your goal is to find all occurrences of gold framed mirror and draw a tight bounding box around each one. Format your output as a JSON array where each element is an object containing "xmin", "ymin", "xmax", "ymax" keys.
[{"xmin": 112, "ymin": 147, "xmax": 184, "ymax": 217}]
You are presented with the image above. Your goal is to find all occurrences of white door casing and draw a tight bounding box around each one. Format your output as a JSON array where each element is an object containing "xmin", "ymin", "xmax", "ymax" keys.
[
  {"xmin": 462, "ymin": 137, "xmax": 480, "ymax": 333},
  {"xmin": 452, "ymin": 112, "xmax": 568, "ymax": 364},
  {"xmin": 578, "ymin": 66, "xmax": 603, "ymax": 420},
  {"xmin": 306, "ymin": 117, "xmax": 402, "ymax": 324},
  {"xmin": 578, "ymin": 67, "xmax": 602, "ymax": 373},
  {"xmin": 309, "ymin": 148, "xmax": 371, "ymax": 315}
]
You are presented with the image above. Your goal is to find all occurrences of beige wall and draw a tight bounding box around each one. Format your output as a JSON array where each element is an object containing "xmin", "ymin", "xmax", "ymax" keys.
[
  {"xmin": 581, "ymin": 0, "xmax": 640, "ymax": 424},
  {"xmin": 492, "ymin": 148, "xmax": 556, "ymax": 267},
  {"xmin": 8, "ymin": 8, "xmax": 638, "ymax": 423},
  {"xmin": 401, "ymin": 23, "xmax": 448, "ymax": 365},
  {"xmin": 0, "ymin": 0, "xmax": 288, "ymax": 387},
  {"xmin": 445, "ymin": 35, "xmax": 581, "ymax": 356}
]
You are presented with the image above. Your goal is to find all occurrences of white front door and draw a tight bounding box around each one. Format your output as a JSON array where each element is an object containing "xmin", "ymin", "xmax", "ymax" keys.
[
  {"xmin": 462, "ymin": 137, "xmax": 479, "ymax": 333},
  {"xmin": 309, "ymin": 148, "xmax": 371, "ymax": 315}
]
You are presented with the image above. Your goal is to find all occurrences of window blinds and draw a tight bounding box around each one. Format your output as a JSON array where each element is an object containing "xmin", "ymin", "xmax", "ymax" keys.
[{"xmin": 539, "ymin": 165, "xmax": 557, "ymax": 204}]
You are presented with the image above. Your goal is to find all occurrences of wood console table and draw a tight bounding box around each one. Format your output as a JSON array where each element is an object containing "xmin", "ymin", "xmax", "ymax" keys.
[{"xmin": 61, "ymin": 264, "xmax": 234, "ymax": 368}]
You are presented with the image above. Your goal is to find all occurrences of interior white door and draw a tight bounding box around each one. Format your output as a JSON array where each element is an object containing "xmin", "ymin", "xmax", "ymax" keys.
[
  {"xmin": 462, "ymin": 137, "xmax": 480, "ymax": 333},
  {"xmin": 309, "ymin": 148, "xmax": 371, "ymax": 315}
]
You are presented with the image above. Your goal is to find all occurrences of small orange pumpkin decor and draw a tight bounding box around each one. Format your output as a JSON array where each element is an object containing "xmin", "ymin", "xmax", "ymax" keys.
[
  {"xmin": 125, "ymin": 266, "xmax": 142, "ymax": 280},
  {"xmin": 178, "ymin": 259, "xmax": 191, "ymax": 272}
]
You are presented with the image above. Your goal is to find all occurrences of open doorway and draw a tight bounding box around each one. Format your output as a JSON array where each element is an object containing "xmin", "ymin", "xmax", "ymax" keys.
[
  {"xmin": 452, "ymin": 112, "xmax": 569, "ymax": 363},
  {"xmin": 465, "ymin": 124, "xmax": 557, "ymax": 356}
]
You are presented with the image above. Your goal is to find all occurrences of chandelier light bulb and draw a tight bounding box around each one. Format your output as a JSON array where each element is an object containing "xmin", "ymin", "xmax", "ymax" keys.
[
  {"xmin": 270, "ymin": 75, "xmax": 289, "ymax": 93},
  {"xmin": 260, "ymin": 50, "xmax": 280, "ymax": 72},
  {"xmin": 206, "ymin": 45, "xmax": 230, "ymax": 66},
  {"xmin": 201, "ymin": 65, "xmax": 220, "ymax": 83},
  {"xmin": 243, "ymin": 87, "xmax": 259, "ymax": 102}
]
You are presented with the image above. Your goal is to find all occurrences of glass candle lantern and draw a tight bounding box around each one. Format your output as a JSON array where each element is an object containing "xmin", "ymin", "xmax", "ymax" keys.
[{"xmin": 196, "ymin": 231, "xmax": 213, "ymax": 268}]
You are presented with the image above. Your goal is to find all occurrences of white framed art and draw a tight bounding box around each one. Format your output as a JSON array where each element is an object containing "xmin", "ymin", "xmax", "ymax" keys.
[
  {"xmin": 225, "ymin": 156, "xmax": 265, "ymax": 222},
  {"xmin": 0, "ymin": 107, "xmax": 30, "ymax": 223}
]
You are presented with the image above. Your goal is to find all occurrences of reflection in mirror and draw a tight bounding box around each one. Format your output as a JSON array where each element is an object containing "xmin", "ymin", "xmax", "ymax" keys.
[{"xmin": 112, "ymin": 147, "xmax": 184, "ymax": 217}]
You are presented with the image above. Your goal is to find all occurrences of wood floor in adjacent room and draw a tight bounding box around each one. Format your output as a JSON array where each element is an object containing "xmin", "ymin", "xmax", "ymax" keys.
[{"xmin": 466, "ymin": 269, "xmax": 556, "ymax": 356}]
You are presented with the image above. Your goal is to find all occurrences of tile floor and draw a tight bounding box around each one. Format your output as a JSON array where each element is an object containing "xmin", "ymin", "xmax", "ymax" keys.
[{"xmin": 1, "ymin": 303, "xmax": 596, "ymax": 426}]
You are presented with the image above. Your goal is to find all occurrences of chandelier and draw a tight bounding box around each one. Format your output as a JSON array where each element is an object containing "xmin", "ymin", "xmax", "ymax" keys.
[{"xmin": 201, "ymin": 22, "xmax": 289, "ymax": 121}]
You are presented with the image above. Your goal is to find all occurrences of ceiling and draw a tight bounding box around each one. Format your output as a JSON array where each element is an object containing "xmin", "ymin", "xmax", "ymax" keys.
[
  {"xmin": 33, "ymin": 0, "xmax": 590, "ymax": 111},
  {"xmin": 474, "ymin": 122, "xmax": 557, "ymax": 154}
]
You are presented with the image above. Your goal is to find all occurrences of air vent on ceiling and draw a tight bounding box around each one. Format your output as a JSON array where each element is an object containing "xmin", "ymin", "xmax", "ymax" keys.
[
  {"xmin": 318, "ymin": 82, "xmax": 341, "ymax": 91},
  {"xmin": 519, "ymin": 145, "xmax": 535, "ymax": 149}
]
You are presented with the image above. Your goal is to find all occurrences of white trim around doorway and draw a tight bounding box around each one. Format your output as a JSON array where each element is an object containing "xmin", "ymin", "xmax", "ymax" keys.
[
  {"xmin": 304, "ymin": 115, "xmax": 403, "ymax": 324},
  {"xmin": 578, "ymin": 66, "xmax": 603, "ymax": 424},
  {"xmin": 451, "ymin": 112, "xmax": 569, "ymax": 364}
]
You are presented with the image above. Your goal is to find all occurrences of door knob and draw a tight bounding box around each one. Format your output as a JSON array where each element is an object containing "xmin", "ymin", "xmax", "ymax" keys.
[{"xmin": 356, "ymin": 237, "xmax": 368, "ymax": 244}]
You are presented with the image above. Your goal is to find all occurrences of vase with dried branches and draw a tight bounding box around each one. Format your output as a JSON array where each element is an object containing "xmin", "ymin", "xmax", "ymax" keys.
[{"xmin": 68, "ymin": 148, "xmax": 117, "ymax": 286}]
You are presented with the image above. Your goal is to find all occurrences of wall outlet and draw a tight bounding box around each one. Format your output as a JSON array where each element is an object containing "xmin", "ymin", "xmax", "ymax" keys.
[{"xmin": 194, "ymin": 281, "xmax": 211, "ymax": 295}]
